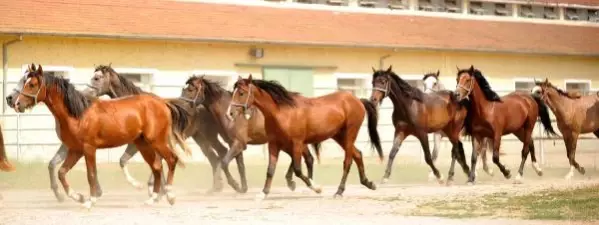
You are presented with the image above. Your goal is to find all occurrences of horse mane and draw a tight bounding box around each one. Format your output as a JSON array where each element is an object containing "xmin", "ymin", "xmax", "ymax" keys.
[
  {"xmin": 94, "ymin": 65, "xmax": 144, "ymax": 95},
  {"xmin": 547, "ymin": 83, "xmax": 582, "ymax": 99},
  {"xmin": 375, "ymin": 70, "xmax": 424, "ymax": 102},
  {"xmin": 458, "ymin": 68, "xmax": 501, "ymax": 102},
  {"xmin": 237, "ymin": 79, "xmax": 297, "ymax": 107},
  {"xmin": 186, "ymin": 75, "xmax": 228, "ymax": 104},
  {"xmin": 43, "ymin": 73, "xmax": 91, "ymax": 118}
]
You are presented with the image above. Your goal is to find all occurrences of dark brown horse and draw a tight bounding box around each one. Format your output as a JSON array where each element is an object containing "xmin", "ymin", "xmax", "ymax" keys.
[
  {"xmin": 230, "ymin": 75, "xmax": 382, "ymax": 199},
  {"xmin": 455, "ymin": 66, "xmax": 556, "ymax": 184},
  {"xmin": 181, "ymin": 75, "xmax": 319, "ymax": 193},
  {"xmin": 81, "ymin": 65, "xmax": 245, "ymax": 194},
  {"xmin": 532, "ymin": 78, "xmax": 596, "ymax": 180},
  {"xmin": 7, "ymin": 64, "xmax": 191, "ymax": 209},
  {"xmin": 370, "ymin": 66, "xmax": 470, "ymax": 184}
]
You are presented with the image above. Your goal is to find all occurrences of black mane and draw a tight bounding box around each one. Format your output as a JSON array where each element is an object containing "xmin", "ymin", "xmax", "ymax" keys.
[
  {"xmin": 457, "ymin": 68, "xmax": 501, "ymax": 102},
  {"xmin": 374, "ymin": 70, "xmax": 424, "ymax": 102},
  {"xmin": 185, "ymin": 75, "xmax": 228, "ymax": 104},
  {"xmin": 94, "ymin": 65, "xmax": 144, "ymax": 95},
  {"xmin": 235, "ymin": 79, "xmax": 297, "ymax": 107},
  {"xmin": 44, "ymin": 73, "xmax": 91, "ymax": 118}
]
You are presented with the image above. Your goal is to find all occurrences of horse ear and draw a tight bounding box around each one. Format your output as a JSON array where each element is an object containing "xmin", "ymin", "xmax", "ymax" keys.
[
  {"xmin": 247, "ymin": 74, "xmax": 253, "ymax": 82},
  {"xmin": 108, "ymin": 62, "xmax": 112, "ymax": 68},
  {"xmin": 372, "ymin": 67, "xmax": 376, "ymax": 73},
  {"xmin": 30, "ymin": 63, "xmax": 36, "ymax": 72},
  {"xmin": 456, "ymin": 65, "xmax": 460, "ymax": 71},
  {"xmin": 37, "ymin": 64, "xmax": 43, "ymax": 75},
  {"xmin": 436, "ymin": 70, "xmax": 440, "ymax": 77},
  {"xmin": 386, "ymin": 65, "xmax": 392, "ymax": 73},
  {"xmin": 469, "ymin": 65, "xmax": 474, "ymax": 72},
  {"xmin": 237, "ymin": 75, "xmax": 243, "ymax": 81}
]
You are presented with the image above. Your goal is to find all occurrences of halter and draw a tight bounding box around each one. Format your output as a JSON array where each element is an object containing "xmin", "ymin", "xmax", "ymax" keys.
[
  {"xmin": 179, "ymin": 84, "xmax": 204, "ymax": 107},
  {"xmin": 226, "ymin": 85, "xmax": 253, "ymax": 121},
  {"xmin": 86, "ymin": 83, "xmax": 118, "ymax": 98},
  {"xmin": 14, "ymin": 76, "xmax": 44, "ymax": 105},
  {"xmin": 456, "ymin": 75, "xmax": 474, "ymax": 99},
  {"xmin": 372, "ymin": 78, "xmax": 390, "ymax": 98}
]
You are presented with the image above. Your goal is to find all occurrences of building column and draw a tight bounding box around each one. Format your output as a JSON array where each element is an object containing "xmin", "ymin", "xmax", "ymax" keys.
[
  {"xmin": 558, "ymin": 7, "xmax": 565, "ymax": 20},
  {"xmin": 349, "ymin": 0, "xmax": 358, "ymax": 7},
  {"xmin": 409, "ymin": 0, "xmax": 418, "ymax": 10},
  {"xmin": 512, "ymin": 3, "xmax": 519, "ymax": 17},
  {"xmin": 462, "ymin": 0, "xmax": 469, "ymax": 15}
]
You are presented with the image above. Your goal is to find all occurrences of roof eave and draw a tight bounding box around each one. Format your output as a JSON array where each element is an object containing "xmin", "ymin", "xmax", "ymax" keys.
[{"xmin": 2, "ymin": 31, "xmax": 599, "ymax": 57}]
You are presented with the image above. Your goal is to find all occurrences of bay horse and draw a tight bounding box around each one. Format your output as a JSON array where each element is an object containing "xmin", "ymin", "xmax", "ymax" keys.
[
  {"xmin": 81, "ymin": 65, "xmax": 245, "ymax": 195},
  {"xmin": 455, "ymin": 65, "xmax": 557, "ymax": 184},
  {"xmin": 230, "ymin": 74, "xmax": 382, "ymax": 199},
  {"xmin": 532, "ymin": 78, "xmax": 596, "ymax": 179},
  {"xmin": 7, "ymin": 64, "xmax": 191, "ymax": 209},
  {"xmin": 370, "ymin": 66, "xmax": 470, "ymax": 185},
  {"xmin": 422, "ymin": 71, "xmax": 496, "ymax": 179},
  {"xmin": 181, "ymin": 75, "xmax": 319, "ymax": 193}
]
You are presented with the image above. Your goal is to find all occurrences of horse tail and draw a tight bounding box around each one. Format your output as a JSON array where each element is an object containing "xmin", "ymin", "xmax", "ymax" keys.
[
  {"xmin": 311, "ymin": 142, "xmax": 322, "ymax": 164},
  {"xmin": 360, "ymin": 98, "xmax": 384, "ymax": 162},
  {"xmin": 531, "ymin": 94, "xmax": 557, "ymax": 136},
  {"xmin": 460, "ymin": 99, "xmax": 474, "ymax": 139},
  {"xmin": 0, "ymin": 126, "xmax": 15, "ymax": 172},
  {"xmin": 165, "ymin": 101, "xmax": 189, "ymax": 135}
]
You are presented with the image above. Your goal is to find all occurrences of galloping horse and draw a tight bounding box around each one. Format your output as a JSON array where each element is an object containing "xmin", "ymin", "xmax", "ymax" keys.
[
  {"xmin": 81, "ymin": 65, "xmax": 243, "ymax": 194},
  {"xmin": 230, "ymin": 75, "xmax": 382, "ymax": 199},
  {"xmin": 7, "ymin": 64, "xmax": 191, "ymax": 208},
  {"xmin": 422, "ymin": 71, "xmax": 495, "ymax": 179},
  {"xmin": 532, "ymin": 78, "xmax": 596, "ymax": 179},
  {"xmin": 370, "ymin": 66, "xmax": 470, "ymax": 184},
  {"xmin": 181, "ymin": 75, "xmax": 319, "ymax": 193},
  {"xmin": 455, "ymin": 66, "xmax": 556, "ymax": 184}
]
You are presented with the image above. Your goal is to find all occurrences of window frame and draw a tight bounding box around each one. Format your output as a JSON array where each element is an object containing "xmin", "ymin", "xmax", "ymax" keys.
[
  {"xmin": 111, "ymin": 67, "xmax": 158, "ymax": 92},
  {"xmin": 400, "ymin": 74, "xmax": 425, "ymax": 91},
  {"xmin": 564, "ymin": 79, "xmax": 592, "ymax": 95},
  {"xmin": 334, "ymin": 72, "xmax": 370, "ymax": 97},
  {"xmin": 512, "ymin": 77, "xmax": 538, "ymax": 92},
  {"xmin": 191, "ymin": 70, "xmax": 238, "ymax": 91}
]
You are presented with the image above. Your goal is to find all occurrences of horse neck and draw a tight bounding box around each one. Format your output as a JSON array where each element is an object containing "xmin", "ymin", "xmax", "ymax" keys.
[
  {"xmin": 545, "ymin": 90, "xmax": 569, "ymax": 119},
  {"xmin": 249, "ymin": 89, "xmax": 283, "ymax": 125},
  {"xmin": 43, "ymin": 87, "xmax": 79, "ymax": 128},
  {"xmin": 468, "ymin": 82, "xmax": 494, "ymax": 117},
  {"xmin": 110, "ymin": 83, "xmax": 143, "ymax": 98},
  {"xmin": 204, "ymin": 91, "xmax": 235, "ymax": 128},
  {"xmin": 387, "ymin": 82, "xmax": 414, "ymax": 109}
]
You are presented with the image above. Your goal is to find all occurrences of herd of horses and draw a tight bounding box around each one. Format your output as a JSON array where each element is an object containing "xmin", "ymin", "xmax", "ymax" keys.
[{"xmin": 0, "ymin": 63, "xmax": 596, "ymax": 209}]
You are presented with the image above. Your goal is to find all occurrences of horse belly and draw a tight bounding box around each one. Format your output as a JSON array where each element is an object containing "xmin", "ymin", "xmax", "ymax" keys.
[
  {"xmin": 90, "ymin": 117, "xmax": 142, "ymax": 148},
  {"xmin": 304, "ymin": 111, "xmax": 344, "ymax": 143}
]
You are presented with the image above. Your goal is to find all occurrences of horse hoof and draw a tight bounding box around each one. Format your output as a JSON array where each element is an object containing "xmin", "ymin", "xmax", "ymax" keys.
[
  {"xmin": 333, "ymin": 193, "xmax": 343, "ymax": 199},
  {"xmin": 166, "ymin": 194, "xmax": 176, "ymax": 206},
  {"xmin": 504, "ymin": 171, "xmax": 512, "ymax": 180},
  {"xmin": 368, "ymin": 181, "xmax": 377, "ymax": 190},
  {"xmin": 76, "ymin": 193, "xmax": 86, "ymax": 204},
  {"xmin": 53, "ymin": 192, "xmax": 65, "ymax": 203},
  {"xmin": 381, "ymin": 178, "xmax": 389, "ymax": 184},
  {"xmin": 536, "ymin": 170, "xmax": 544, "ymax": 177},
  {"xmin": 313, "ymin": 186, "xmax": 323, "ymax": 194},
  {"xmin": 81, "ymin": 200, "xmax": 93, "ymax": 210},
  {"xmin": 579, "ymin": 167, "xmax": 586, "ymax": 175},
  {"xmin": 240, "ymin": 186, "xmax": 249, "ymax": 194},
  {"xmin": 286, "ymin": 181, "xmax": 297, "ymax": 192},
  {"xmin": 513, "ymin": 174, "xmax": 523, "ymax": 184},
  {"xmin": 132, "ymin": 182, "xmax": 144, "ymax": 190},
  {"xmin": 427, "ymin": 172, "xmax": 436, "ymax": 181},
  {"xmin": 147, "ymin": 187, "xmax": 154, "ymax": 197},
  {"xmin": 466, "ymin": 181, "xmax": 475, "ymax": 186},
  {"xmin": 255, "ymin": 192, "xmax": 266, "ymax": 202},
  {"xmin": 445, "ymin": 180, "xmax": 453, "ymax": 186}
]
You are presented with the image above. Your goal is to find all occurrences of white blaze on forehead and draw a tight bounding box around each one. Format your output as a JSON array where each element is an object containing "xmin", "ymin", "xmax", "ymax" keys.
[
  {"xmin": 531, "ymin": 86, "xmax": 542, "ymax": 94},
  {"xmin": 94, "ymin": 71, "xmax": 104, "ymax": 77},
  {"xmin": 423, "ymin": 76, "xmax": 438, "ymax": 93}
]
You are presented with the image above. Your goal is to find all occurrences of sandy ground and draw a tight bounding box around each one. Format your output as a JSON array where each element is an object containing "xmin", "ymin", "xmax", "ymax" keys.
[{"xmin": 1, "ymin": 177, "xmax": 597, "ymax": 225}]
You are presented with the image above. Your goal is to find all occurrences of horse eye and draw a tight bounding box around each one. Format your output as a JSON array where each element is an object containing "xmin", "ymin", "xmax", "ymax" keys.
[
  {"xmin": 240, "ymin": 92, "xmax": 244, "ymax": 96},
  {"xmin": 28, "ymin": 83, "xmax": 34, "ymax": 88}
]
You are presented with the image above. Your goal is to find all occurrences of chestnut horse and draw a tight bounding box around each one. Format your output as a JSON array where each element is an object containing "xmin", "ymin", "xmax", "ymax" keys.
[
  {"xmin": 455, "ymin": 66, "xmax": 556, "ymax": 184},
  {"xmin": 532, "ymin": 78, "xmax": 596, "ymax": 180},
  {"xmin": 8, "ymin": 64, "xmax": 191, "ymax": 209},
  {"xmin": 81, "ymin": 65, "xmax": 243, "ymax": 194},
  {"xmin": 370, "ymin": 66, "xmax": 470, "ymax": 184},
  {"xmin": 181, "ymin": 75, "xmax": 319, "ymax": 193},
  {"xmin": 230, "ymin": 75, "xmax": 382, "ymax": 199},
  {"xmin": 422, "ymin": 71, "xmax": 496, "ymax": 179}
]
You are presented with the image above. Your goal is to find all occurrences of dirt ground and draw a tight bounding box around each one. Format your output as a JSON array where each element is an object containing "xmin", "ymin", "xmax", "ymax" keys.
[{"xmin": 1, "ymin": 176, "xmax": 597, "ymax": 225}]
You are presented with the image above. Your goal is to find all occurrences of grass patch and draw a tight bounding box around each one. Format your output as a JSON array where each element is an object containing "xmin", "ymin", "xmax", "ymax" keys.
[{"xmin": 411, "ymin": 185, "xmax": 599, "ymax": 221}]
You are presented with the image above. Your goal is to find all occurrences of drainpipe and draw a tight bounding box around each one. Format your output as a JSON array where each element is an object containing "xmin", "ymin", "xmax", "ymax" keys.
[
  {"xmin": 2, "ymin": 35, "xmax": 23, "ymax": 113},
  {"xmin": 379, "ymin": 54, "xmax": 391, "ymax": 70}
]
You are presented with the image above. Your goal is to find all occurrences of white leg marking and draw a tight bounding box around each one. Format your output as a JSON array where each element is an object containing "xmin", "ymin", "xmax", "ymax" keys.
[
  {"xmin": 123, "ymin": 165, "xmax": 143, "ymax": 189},
  {"xmin": 255, "ymin": 192, "xmax": 266, "ymax": 202},
  {"xmin": 309, "ymin": 179, "xmax": 322, "ymax": 193},
  {"xmin": 381, "ymin": 178, "xmax": 389, "ymax": 184},
  {"xmin": 565, "ymin": 166, "xmax": 575, "ymax": 180},
  {"xmin": 428, "ymin": 171, "xmax": 436, "ymax": 181},
  {"xmin": 145, "ymin": 192, "xmax": 159, "ymax": 205},
  {"xmin": 532, "ymin": 162, "xmax": 543, "ymax": 173}
]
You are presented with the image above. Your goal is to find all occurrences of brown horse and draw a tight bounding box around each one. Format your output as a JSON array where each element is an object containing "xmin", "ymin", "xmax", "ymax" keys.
[
  {"xmin": 230, "ymin": 75, "xmax": 382, "ymax": 199},
  {"xmin": 7, "ymin": 64, "xmax": 191, "ymax": 209},
  {"xmin": 455, "ymin": 66, "xmax": 556, "ymax": 184},
  {"xmin": 370, "ymin": 66, "xmax": 470, "ymax": 184},
  {"xmin": 181, "ymin": 75, "xmax": 319, "ymax": 193},
  {"xmin": 81, "ymin": 65, "xmax": 244, "ymax": 194},
  {"xmin": 0, "ymin": 125, "xmax": 14, "ymax": 172},
  {"xmin": 532, "ymin": 78, "xmax": 596, "ymax": 179}
]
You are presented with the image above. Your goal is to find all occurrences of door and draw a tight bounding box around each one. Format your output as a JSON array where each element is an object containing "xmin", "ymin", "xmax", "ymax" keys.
[{"xmin": 263, "ymin": 67, "xmax": 314, "ymax": 97}]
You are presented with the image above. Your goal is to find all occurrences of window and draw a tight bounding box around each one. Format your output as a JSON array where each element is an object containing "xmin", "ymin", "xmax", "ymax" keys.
[
  {"xmin": 514, "ymin": 79, "xmax": 536, "ymax": 92},
  {"xmin": 565, "ymin": 80, "xmax": 591, "ymax": 95},
  {"xmin": 335, "ymin": 73, "xmax": 368, "ymax": 97},
  {"xmin": 191, "ymin": 70, "xmax": 237, "ymax": 91},
  {"xmin": 405, "ymin": 79, "xmax": 424, "ymax": 91},
  {"xmin": 113, "ymin": 68, "xmax": 156, "ymax": 92}
]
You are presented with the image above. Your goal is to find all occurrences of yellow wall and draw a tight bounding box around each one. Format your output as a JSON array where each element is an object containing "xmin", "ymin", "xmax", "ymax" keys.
[{"xmin": 1, "ymin": 35, "xmax": 599, "ymax": 162}]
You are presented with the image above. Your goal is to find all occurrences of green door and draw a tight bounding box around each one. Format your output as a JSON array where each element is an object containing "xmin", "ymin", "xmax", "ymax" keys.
[{"xmin": 263, "ymin": 67, "xmax": 314, "ymax": 97}]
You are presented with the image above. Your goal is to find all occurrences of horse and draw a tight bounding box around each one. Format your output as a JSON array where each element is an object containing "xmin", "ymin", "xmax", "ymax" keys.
[
  {"xmin": 454, "ymin": 65, "xmax": 557, "ymax": 184},
  {"xmin": 422, "ymin": 71, "xmax": 496, "ymax": 179},
  {"xmin": 229, "ymin": 74, "xmax": 382, "ymax": 199},
  {"xmin": 370, "ymin": 66, "xmax": 470, "ymax": 185},
  {"xmin": 532, "ymin": 78, "xmax": 597, "ymax": 179},
  {"xmin": 181, "ymin": 75, "xmax": 320, "ymax": 193},
  {"xmin": 7, "ymin": 64, "xmax": 191, "ymax": 209},
  {"xmin": 80, "ymin": 65, "xmax": 246, "ymax": 194},
  {"xmin": 0, "ymin": 125, "xmax": 14, "ymax": 172}
]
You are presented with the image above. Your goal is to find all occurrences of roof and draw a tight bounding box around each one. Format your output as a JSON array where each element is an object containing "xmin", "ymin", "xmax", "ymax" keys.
[{"xmin": 1, "ymin": 0, "xmax": 598, "ymax": 56}]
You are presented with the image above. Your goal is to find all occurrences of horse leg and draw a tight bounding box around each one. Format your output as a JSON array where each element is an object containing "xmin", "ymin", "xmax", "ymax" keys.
[
  {"xmin": 332, "ymin": 134, "xmax": 353, "ymax": 198},
  {"xmin": 134, "ymin": 141, "xmax": 163, "ymax": 205},
  {"xmin": 220, "ymin": 141, "xmax": 244, "ymax": 193},
  {"xmin": 48, "ymin": 144, "xmax": 68, "ymax": 202},
  {"xmin": 381, "ymin": 131, "xmax": 406, "ymax": 184},
  {"xmin": 428, "ymin": 132, "xmax": 442, "ymax": 181},
  {"xmin": 154, "ymin": 143, "xmax": 179, "ymax": 206},
  {"xmin": 491, "ymin": 135, "xmax": 511, "ymax": 179},
  {"xmin": 514, "ymin": 130, "xmax": 531, "ymax": 184},
  {"xmin": 58, "ymin": 150, "xmax": 85, "ymax": 204},
  {"xmin": 193, "ymin": 134, "xmax": 223, "ymax": 194},
  {"xmin": 564, "ymin": 133, "xmax": 584, "ymax": 179},
  {"xmin": 145, "ymin": 155, "xmax": 167, "ymax": 200},
  {"xmin": 303, "ymin": 146, "xmax": 315, "ymax": 180},
  {"xmin": 289, "ymin": 142, "xmax": 321, "ymax": 194},
  {"xmin": 467, "ymin": 137, "xmax": 483, "ymax": 184},
  {"xmin": 120, "ymin": 144, "xmax": 144, "ymax": 190},
  {"xmin": 234, "ymin": 152, "xmax": 248, "ymax": 193},
  {"xmin": 81, "ymin": 145, "xmax": 100, "ymax": 209},
  {"xmin": 480, "ymin": 139, "xmax": 494, "ymax": 176},
  {"xmin": 256, "ymin": 142, "xmax": 281, "ymax": 201},
  {"xmin": 351, "ymin": 146, "xmax": 376, "ymax": 191},
  {"xmin": 284, "ymin": 156, "xmax": 297, "ymax": 192},
  {"xmin": 417, "ymin": 132, "xmax": 443, "ymax": 184}
]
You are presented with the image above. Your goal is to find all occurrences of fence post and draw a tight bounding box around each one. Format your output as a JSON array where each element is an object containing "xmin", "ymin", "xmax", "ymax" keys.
[{"xmin": 16, "ymin": 113, "xmax": 20, "ymax": 161}]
